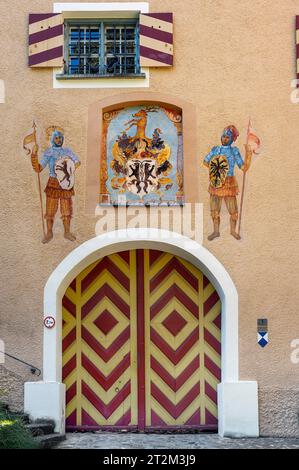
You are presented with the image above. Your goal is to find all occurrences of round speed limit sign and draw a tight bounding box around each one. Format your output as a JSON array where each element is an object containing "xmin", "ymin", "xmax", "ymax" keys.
[{"xmin": 44, "ymin": 316, "xmax": 56, "ymax": 329}]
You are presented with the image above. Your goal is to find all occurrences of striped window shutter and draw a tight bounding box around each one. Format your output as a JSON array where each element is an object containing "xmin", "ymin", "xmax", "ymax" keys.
[
  {"xmin": 139, "ymin": 13, "xmax": 173, "ymax": 67},
  {"xmin": 296, "ymin": 16, "xmax": 299, "ymax": 84},
  {"xmin": 28, "ymin": 13, "xmax": 64, "ymax": 68}
]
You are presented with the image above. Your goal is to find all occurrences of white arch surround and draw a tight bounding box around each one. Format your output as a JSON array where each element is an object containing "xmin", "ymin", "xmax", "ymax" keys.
[{"xmin": 24, "ymin": 229, "xmax": 259, "ymax": 437}]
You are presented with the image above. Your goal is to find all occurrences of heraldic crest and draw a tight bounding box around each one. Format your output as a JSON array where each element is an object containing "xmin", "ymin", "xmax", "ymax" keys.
[
  {"xmin": 101, "ymin": 104, "xmax": 184, "ymax": 206},
  {"xmin": 209, "ymin": 154, "xmax": 229, "ymax": 189}
]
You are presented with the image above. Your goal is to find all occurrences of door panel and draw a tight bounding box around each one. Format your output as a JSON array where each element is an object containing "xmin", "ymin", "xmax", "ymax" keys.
[
  {"xmin": 62, "ymin": 249, "xmax": 221, "ymax": 431},
  {"xmin": 144, "ymin": 250, "xmax": 221, "ymax": 429},
  {"xmin": 62, "ymin": 251, "xmax": 138, "ymax": 429}
]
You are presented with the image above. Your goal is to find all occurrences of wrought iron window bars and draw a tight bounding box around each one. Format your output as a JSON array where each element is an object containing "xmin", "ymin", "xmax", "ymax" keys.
[{"xmin": 62, "ymin": 20, "xmax": 142, "ymax": 78}]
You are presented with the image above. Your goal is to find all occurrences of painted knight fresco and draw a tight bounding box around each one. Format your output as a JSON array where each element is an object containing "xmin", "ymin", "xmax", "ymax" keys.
[
  {"xmin": 28, "ymin": 127, "xmax": 81, "ymax": 243},
  {"xmin": 100, "ymin": 105, "xmax": 184, "ymax": 206},
  {"xmin": 203, "ymin": 125, "xmax": 252, "ymax": 241}
]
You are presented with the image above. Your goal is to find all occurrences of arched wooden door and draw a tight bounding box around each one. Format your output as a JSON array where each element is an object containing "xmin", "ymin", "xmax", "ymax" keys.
[{"xmin": 62, "ymin": 249, "xmax": 221, "ymax": 431}]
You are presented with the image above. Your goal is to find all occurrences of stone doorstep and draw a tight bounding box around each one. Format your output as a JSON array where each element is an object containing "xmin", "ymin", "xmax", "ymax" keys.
[
  {"xmin": 9, "ymin": 413, "xmax": 31, "ymax": 424},
  {"xmin": 2, "ymin": 404, "xmax": 30, "ymax": 424},
  {"xmin": 2, "ymin": 405, "xmax": 65, "ymax": 448},
  {"xmin": 26, "ymin": 419, "xmax": 66, "ymax": 448},
  {"xmin": 25, "ymin": 422, "xmax": 55, "ymax": 437}
]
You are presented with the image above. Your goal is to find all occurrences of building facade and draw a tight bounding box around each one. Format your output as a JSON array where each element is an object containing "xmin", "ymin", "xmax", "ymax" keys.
[{"xmin": 0, "ymin": 0, "xmax": 299, "ymax": 438}]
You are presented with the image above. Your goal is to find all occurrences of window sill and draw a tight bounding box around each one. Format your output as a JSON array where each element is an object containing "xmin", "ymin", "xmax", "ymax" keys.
[{"xmin": 56, "ymin": 73, "xmax": 146, "ymax": 80}]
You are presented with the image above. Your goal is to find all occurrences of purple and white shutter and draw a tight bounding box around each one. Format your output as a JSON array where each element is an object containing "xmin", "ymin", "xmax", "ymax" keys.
[
  {"xmin": 296, "ymin": 16, "xmax": 299, "ymax": 85},
  {"xmin": 28, "ymin": 13, "xmax": 64, "ymax": 68},
  {"xmin": 139, "ymin": 13, "xmax": 173, "ymax": 67}
]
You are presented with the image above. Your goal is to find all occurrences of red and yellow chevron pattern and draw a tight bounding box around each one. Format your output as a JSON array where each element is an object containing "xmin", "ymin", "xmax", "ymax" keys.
[
  {"xmin": 62, "ymin": 251, "xmax": 138, "ymax": 430},
  {"xmin": 62, "ymin": 249, "xmax": 221, "ymax": 431},
  {"xmin": 144, "ymin": 250, "xmax": 221, "ymax": 429}
]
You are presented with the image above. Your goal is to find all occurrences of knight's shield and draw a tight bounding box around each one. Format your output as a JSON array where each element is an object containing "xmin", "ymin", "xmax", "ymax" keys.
[
  {"xmin": 55, "ymin": 157, "xmax": 75, "ymax": 190},
  {"xmin": 126, "ymin": 158, "xmax": 158, "ymax": 197},
  {"xmin": 209, "ymin": 155, "xmax": 229, "ymax": 189}
]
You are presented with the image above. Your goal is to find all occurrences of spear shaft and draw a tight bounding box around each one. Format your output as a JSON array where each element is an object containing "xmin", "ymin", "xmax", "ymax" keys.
[
  {"xmin": 237, "ymin": 118, "xmax": 251, "ymax": 236},
  {"xmin": 33, "ymin": 122, "xmax": 46, "ymax": 238}
]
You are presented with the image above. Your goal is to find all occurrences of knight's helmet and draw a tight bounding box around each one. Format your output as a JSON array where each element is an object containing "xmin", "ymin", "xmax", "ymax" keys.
[
  {"xmin": 46, "ymin": 126, "xmax": 65, "ymax": 146},
  {"xmin": 222, "ymin": 125, "xmax": 239, "ymax": 145}
]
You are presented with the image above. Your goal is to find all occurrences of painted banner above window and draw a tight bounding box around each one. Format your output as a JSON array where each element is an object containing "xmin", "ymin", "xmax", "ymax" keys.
[
  {"xmin": 28, "ymin": 12, "xmax": 174, "ymax": 72},
  {"xmin": 139, "ymin": 13, "xmax": 173, "ymax": 67},
  {"xmin": 100, "ymin": 104, "xmax": 183, "ymax": 206},
  {"xmin": 28, "ymin": 13, "xmax": 64, "ymax": 67}
]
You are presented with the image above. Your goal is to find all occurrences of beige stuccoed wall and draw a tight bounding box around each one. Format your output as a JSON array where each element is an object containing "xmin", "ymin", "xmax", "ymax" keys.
[{"xmin": 0, "ymin": 0, "xmax": 299, "ymax": 435}]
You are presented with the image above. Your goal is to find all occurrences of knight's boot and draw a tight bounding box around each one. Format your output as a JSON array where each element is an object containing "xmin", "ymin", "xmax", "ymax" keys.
[
  {"xmin": 63, "ymin": 218, "xmax": 76, "ymax": 241},
  {"xmin": 208, "ymin": 217, "xmax": 220, "ymax": 241},
  {"xmin": 230, "ymin": 216, "xmax": 241, "ymax": 240},
  {"xmin": 42, "ymin": 219, "xmax": 54, "ymax": 244}
]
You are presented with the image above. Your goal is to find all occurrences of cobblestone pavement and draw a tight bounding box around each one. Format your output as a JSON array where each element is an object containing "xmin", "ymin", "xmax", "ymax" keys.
[{"xmin": 56, "ymin": 432, "xmax": 299, "ymax": 449}]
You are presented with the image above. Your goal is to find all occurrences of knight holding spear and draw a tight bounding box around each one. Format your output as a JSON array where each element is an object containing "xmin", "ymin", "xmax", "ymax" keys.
[
  {"xmin": 23, "ymin": 124, "xmax": 81, "ymax": 243},
  {"xmin": 203, "ymin": 122, "xmax": 260, "ymax": 241}
]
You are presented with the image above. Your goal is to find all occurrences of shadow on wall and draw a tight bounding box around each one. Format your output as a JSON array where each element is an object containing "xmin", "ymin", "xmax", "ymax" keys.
[{"xmin": 0, "ymin": 365, "xmax": 35, "ymax": 412}]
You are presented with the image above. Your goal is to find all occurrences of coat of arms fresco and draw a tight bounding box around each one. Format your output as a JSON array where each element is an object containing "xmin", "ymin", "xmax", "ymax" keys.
[{"xmin": 100, "ymin": 105, "xmax": 184, "ymax": 206}]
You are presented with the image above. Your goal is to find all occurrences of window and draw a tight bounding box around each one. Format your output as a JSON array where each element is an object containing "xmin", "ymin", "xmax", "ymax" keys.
[{"xmin": 63, "ymin": 20, "xmax": 142, "ymax": 77}]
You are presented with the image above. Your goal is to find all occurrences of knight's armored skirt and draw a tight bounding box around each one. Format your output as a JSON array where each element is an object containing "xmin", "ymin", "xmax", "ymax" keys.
[
  {"xmin": 44, "ymin": 177, "xmax": 74, "ymax": 199},
  {"xmin": 209, "ymin": 176, "xmax": 239, "ymax": 197}
]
